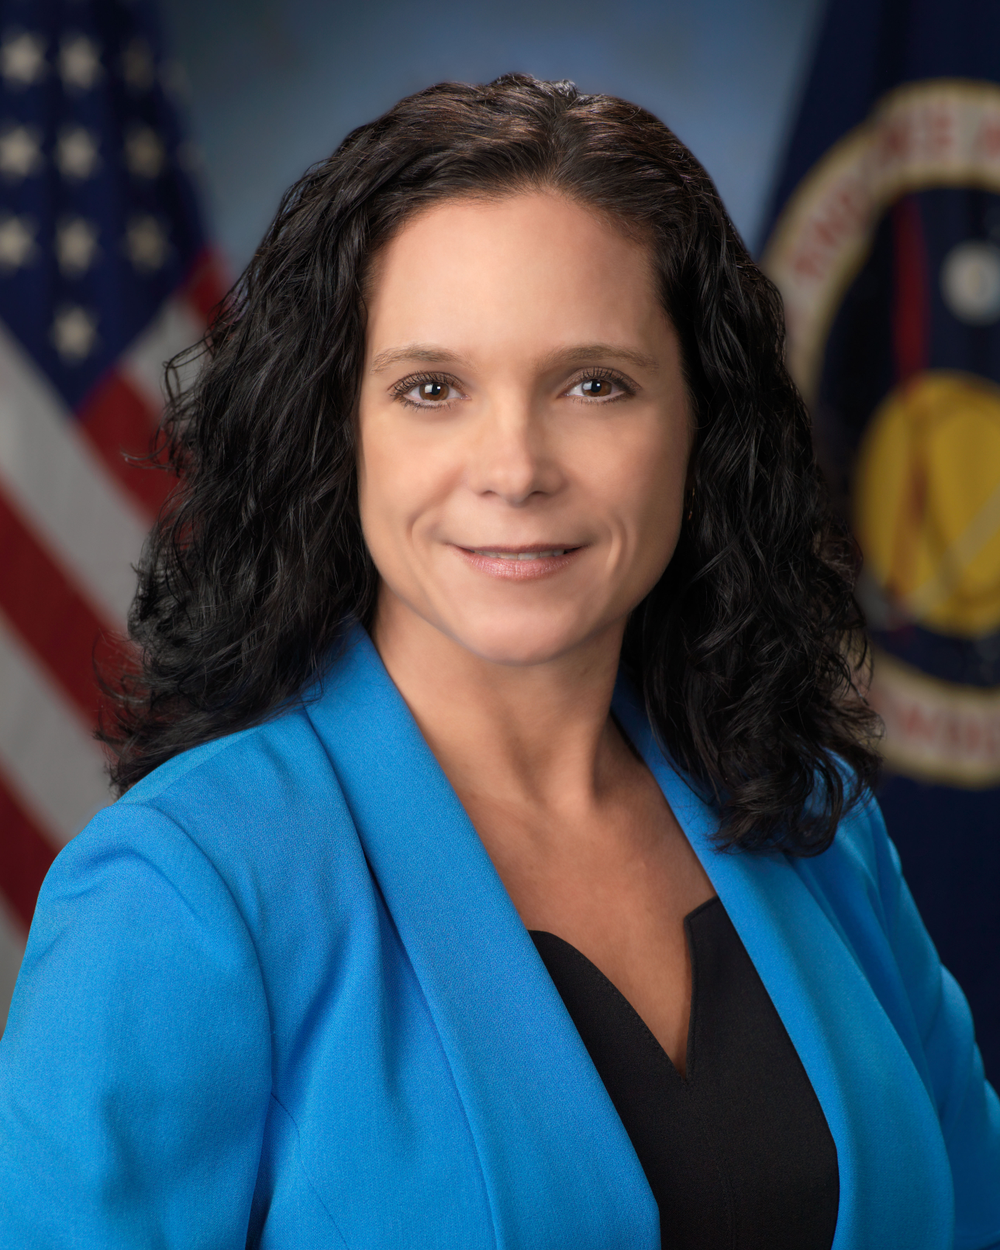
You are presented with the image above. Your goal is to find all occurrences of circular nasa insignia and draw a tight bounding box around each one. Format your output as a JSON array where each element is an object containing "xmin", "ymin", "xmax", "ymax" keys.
[{"xmin": 764, "ymin": 79, "xmax": 1000, "ymax": 787}]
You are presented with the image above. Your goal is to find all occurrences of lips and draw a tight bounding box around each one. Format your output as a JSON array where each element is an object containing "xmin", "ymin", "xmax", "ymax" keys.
[{"xmin": 455, "ymin": 544, "xmax": 583, "ymax": 580}]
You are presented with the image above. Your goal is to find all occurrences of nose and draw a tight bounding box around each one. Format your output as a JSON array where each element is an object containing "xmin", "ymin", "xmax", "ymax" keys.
[{"xmin": 465, "ymin": 395, "xmax": 563, "ymax": 505}]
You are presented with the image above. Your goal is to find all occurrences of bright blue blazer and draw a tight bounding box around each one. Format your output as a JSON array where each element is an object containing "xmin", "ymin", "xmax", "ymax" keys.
[{"xmin": 1, "ymin": 627, "xmax": 998, "ymax": 1249}]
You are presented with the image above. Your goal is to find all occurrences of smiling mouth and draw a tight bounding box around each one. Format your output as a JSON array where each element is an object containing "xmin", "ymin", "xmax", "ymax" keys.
[
  {"xmin": 456, "ymin": 545, "xmax": 584, "ymax": 578},
  {"xmin": 468, "ymin": 548, "xmax": 577, "ymax": 561}
]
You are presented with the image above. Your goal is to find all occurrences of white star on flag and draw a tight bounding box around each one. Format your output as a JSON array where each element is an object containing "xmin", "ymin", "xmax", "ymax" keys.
[
  {"xmin": 124, "ymin": 125, "xmax": 165, "ymax": 178},
  {"xmin": 0, "ymin": 124, "xmax": 43, "ymax": 179},
  {"xmin": 0, "ymin": 214, "xmax": 37, "ymax": 270},
  {"xmin": 51, "ymin": 305, "xmax": 98, "ymax": 362},
  {"xmin": 122, "ymin": 36, "xmax": 154, "ymax": 92},
  {"xmin": 125, "ymin": 214, "xmax": 167, "ymax": 272},
  {"xmin": 0, "ymin": 31, "xmax": 48, "ymax": 88},
  {"xmin": 56, "ymin": 217, "xmax": 100, "ymax": 277},
  {"xmin": 58, "ymin": 34, "xmax": 103, "ymax": 92},
  {"xmin": 55, "ymin": 125, "xmax": 100, "ymax": 180}
]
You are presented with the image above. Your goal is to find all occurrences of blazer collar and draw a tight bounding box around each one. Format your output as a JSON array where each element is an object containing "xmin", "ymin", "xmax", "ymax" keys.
[
  {"xmin": 307, "ymin": 627, "xmax": 658, "ymax": 1250},
  {"xmin": 308, "ymin": 626, "xmax": 952, "ymax": 1250}
]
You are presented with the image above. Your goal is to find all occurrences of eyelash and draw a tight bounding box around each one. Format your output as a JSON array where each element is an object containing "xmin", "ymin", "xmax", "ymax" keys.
[
  {"xmin": 391, "ymin": 372, "xmax": 460, "ymax": 410},
  {"xmin": 390, "ymin": 367, "xmax": 636, "ymax": 409},
  {"xmin": 564, "ymin": 367, "xmax": 634, "ymax": 402}
]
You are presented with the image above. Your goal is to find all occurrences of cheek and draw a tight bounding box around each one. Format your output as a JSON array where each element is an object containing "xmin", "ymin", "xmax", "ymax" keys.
[
  {"xmin": 356, "ymin": 418, "xmax": 401, "ymax": 560},
  {"xmin": 602, "ymin": 423, "xmax": 690, "ymax": 561},
  {"xmin": 356, "ymin": 415, "xmax": 450, "ymax": 559}
]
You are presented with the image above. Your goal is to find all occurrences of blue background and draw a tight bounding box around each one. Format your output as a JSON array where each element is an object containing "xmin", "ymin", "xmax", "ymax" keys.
[{"xmin": 158, "ymin": 0, "xmax": 826, "ymax": 271}]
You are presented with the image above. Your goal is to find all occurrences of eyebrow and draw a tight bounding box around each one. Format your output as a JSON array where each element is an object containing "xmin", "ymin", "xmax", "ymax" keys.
[
  {"xmin": 539, "ymin": 344, "xmax": 659, "ymax": 372},
  {"xmin": 370, "ymin": 345, "xmax": 470, "ymax": 374},
  {"xmin": 369, "ymin": 342, "xmax": 659, "ymax": 374}
]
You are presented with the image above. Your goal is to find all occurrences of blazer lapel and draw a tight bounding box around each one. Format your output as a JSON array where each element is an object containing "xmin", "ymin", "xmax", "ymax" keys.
[
  {"xmin": 307, "ymin": 629, "xmax": 658, "ymax": 1250},
  {"xmin": 612, "ymin": 681, "xmax": 954, "ymax": 1250}
]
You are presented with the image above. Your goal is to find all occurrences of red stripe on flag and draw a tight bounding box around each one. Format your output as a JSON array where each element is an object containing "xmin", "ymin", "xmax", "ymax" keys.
[
  {"xmin": 0, "ymin": 486, "xmax": 119, "ymax": 729},
  {"xmin": 183, "ymin": 247, "xmax": 228, "ymax": 323},
  {"xmin": 0, "ymin": 768, "xmax": 56, "ymax": 931},
  {"xmin": 76, "ymin": 371, "xmax": 172, "ymax": 519}
]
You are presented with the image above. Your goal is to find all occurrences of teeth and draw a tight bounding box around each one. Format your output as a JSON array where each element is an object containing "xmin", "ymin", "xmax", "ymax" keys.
[{"xmin": 477, "ymin": 549, "xmax": 567, "ymax": 560}]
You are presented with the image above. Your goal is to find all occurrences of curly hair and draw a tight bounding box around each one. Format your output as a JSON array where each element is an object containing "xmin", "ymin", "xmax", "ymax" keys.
[{"xmin": 101, "ymin": 73, "xmax": 880, "ymax": 853}]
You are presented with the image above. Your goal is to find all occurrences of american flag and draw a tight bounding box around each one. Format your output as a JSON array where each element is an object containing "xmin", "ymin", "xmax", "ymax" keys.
[{"xmin": 0, "ymin": 0, "xmax": 223, "ymax": 1031}]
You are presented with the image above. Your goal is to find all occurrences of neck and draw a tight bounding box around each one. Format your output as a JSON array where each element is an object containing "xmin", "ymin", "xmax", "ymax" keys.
[{"xmin": 371, "ymin": 593, "xmax": 629, "ymax": 824}]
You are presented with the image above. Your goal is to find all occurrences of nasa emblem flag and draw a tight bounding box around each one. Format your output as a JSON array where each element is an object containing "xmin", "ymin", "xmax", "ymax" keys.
[{"xmin": 762, "ymin": 0, "xmax": 1000, "ymax": 1082}]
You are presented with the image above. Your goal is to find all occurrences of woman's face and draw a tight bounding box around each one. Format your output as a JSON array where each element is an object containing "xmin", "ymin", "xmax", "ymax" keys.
[{"xmin": 357, "ymin": 190, "xmax": 693, "ymax": 667}]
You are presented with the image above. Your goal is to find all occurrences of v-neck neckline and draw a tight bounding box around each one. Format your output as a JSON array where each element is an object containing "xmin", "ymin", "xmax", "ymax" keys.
[{"xmin": 529, "ymin": 896, "xmax": 722, "ymax": 1084}]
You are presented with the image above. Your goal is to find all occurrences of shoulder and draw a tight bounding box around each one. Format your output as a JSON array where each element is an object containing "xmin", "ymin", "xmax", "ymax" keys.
[
  {"xmin": 783, "ymin": 783, "xmax": 934, "ymax": 1037},
  {"xmin": 46, "ymin": 697, "xmax": 369, "ymax": 948},
  {"xmin": 790, "ymin": 785, "xmax": 960, "ymax": 1078},
  {"xmin": 790, "ymin": 781, "xmax": 903, "ymax": 931},
  {"xmin": 117, "ymin": 698, "xmax": 338, "ymax": 828}
]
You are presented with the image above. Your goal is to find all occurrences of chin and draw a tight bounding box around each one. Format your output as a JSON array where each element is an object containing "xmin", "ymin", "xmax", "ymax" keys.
[{"xmin": 445, "ymin": 608, "xmax": 607, "ymax": 668}]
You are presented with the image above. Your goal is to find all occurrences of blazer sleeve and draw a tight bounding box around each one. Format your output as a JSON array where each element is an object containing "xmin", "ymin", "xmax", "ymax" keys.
[
  {"xmin": 0, "ymin": 799, "xmax": 272, "ymax": 1249},
  {"xmin": 864, "ymin": 797, "xmax": 1000, "ymax": 1250}
]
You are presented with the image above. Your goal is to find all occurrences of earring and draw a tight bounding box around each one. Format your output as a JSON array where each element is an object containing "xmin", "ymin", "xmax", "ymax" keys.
[{"xmin": 686, "ymin": 486, "xmax": 695, "ymax": 521}]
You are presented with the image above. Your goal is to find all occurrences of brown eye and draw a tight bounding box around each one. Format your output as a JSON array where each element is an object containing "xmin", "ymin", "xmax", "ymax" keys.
[
  {"xmin": 566, "ymin": 373, "xmax": 629, "ymax": 401},
  {"xmin": 396, "ymin": 377, "xmax": 459, "ymax": 407},
  {"xmin": 580, "ymin": 377, "xmax": 614, "ymax": 397},
  {"xmin": 418, "ymin": 381, "xmax": 449, "ymax": 400}
]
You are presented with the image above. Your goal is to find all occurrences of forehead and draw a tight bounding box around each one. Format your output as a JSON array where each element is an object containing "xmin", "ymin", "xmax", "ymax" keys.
[{"xmin": 363, "ymin": 191, "xmax": 665, "ymax": 358}]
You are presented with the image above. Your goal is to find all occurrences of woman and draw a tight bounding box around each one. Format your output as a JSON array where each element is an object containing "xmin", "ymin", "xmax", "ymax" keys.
[{"xmin": 0, "ymin": 74, "xmax": 997, "ymax": 1249}]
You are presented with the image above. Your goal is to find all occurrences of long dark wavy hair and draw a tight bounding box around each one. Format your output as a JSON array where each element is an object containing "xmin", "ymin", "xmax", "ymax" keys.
[{"xmin": 101, "ymin": 73, "xmax": 880, "ymax": 853}]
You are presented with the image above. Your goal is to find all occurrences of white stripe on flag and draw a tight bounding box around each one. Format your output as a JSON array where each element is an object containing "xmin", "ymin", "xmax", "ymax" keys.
[
  {"xmin": 121, "ymin": 295, "xmax": 206, "ymax": 412},
  {"xmin": 0, "ymin": 892, "xmax": 26, "ymax": 1039},
  {"xmin": 0, "ymin": 322, "xmax": 148, "ymax": 624},
  {"xmin": 0, "ymin": 610, "xmax": 111, "ymax": 848}
]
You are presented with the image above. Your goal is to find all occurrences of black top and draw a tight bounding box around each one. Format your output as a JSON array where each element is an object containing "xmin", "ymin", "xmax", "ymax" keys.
[{"xmin": 529, "ymin": 897, "xmax": 839, "ymax": 1250}]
